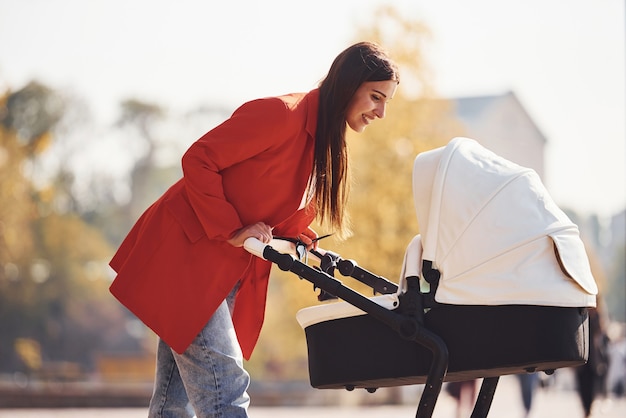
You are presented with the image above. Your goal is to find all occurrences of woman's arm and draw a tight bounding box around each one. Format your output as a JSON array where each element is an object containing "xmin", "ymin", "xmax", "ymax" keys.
[{"xmin": 181, "ymin": 98, "xmax": 291, "ymax": 241}]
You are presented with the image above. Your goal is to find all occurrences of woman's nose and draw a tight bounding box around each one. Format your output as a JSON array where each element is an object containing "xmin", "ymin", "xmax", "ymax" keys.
[{"xmin": 374, "ymin": 103, "xmax": 387, "ymax": 119}]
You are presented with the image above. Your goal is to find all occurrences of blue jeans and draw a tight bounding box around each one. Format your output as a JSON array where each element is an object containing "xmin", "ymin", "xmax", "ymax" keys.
[{"xmin": 148, "ymin": 288, "xmax": 250, "ymax": 417}]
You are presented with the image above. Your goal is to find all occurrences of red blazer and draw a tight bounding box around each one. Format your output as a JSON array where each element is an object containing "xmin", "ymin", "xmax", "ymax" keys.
[{"xmin": 109, "ymin": 89, "xmax": 319, "ymax": 359}]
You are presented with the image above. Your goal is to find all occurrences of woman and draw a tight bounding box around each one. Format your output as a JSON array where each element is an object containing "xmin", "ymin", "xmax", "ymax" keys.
[{"xmin": 109, "ymin": 41, "xmax": 399, "ymax": 417}]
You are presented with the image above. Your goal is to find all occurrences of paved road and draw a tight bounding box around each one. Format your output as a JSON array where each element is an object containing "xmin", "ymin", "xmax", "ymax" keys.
[{"xmin": 1, "ymin": 376, "xmax": 624, "ymax": 418}]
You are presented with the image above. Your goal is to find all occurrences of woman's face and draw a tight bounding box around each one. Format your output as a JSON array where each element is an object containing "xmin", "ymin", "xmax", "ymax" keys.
[{"xmin": 345, "ymin": 80, "xmax": 398, "ymax": 133}]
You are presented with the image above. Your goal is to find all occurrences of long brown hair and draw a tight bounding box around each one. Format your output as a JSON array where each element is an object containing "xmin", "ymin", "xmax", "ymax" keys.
[{"xmin": 313, "ymin": 42, "xmax": 399, "ymax": 239}]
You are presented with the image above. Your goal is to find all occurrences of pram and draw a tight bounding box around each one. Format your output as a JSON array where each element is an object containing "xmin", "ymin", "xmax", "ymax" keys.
[{"xmin": 244, "ymin": 137, "xmax": 598, "ymax": 417}]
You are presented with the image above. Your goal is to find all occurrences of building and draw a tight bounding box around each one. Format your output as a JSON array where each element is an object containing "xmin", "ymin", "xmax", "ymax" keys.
[{"xmin": 452, "ymin": 91, "xmax": 547, "ymax": 180}]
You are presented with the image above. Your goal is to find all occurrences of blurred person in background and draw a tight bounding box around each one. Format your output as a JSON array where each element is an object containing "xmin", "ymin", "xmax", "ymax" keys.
[
  {"xmin": 516, "ymin": 373, "xmax": 539, "ymax": 418},
  {"xmin": 606, "ymin": 322, "xmax": 625, "ymax": 398},
  {"xmin": 446, "ymin": 379, "xmax": 478, "ymax": 418},
  {"xmin": 576, "ymin": 302, "xmax": 610, "ymax": 417}
]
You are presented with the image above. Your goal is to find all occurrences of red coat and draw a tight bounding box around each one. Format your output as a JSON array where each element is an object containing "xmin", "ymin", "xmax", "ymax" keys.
[{"xmin": 109, "ymin": 90, "xmax": 319, "ymax": 359}]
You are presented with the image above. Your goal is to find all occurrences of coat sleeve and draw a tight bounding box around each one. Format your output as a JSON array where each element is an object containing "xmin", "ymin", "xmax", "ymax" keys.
[{"xmin": 181, "ymin": 97, "xmax": 292, "ymax": 240}]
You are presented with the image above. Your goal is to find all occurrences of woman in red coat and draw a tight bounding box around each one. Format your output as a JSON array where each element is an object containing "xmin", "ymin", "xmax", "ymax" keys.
[{"xmin": 109, "ymin": 41, "xmax": 399, "ymax": 417}]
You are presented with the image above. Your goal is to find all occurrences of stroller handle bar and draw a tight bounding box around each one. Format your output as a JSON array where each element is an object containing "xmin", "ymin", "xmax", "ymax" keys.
[
  {"xmin": 243, "ymin": 237, "xmax": 322, "ymax": 262},
  {"xmin": 242, "ymin": 237, "xmax": 465, "ymax": 418},
  {"xmin": 244, "ymin": 237, "xmax": 398, "ymax": 295}
]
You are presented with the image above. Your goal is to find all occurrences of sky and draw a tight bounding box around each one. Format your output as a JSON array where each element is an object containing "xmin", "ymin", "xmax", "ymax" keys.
[{"xmin": 0, "ymin": 0, "xmax": 624, "ymax": 219}]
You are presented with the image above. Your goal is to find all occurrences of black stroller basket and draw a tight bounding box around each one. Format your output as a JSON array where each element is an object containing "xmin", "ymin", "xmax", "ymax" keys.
[{"xmin": 244, "ymin": 238, "xmax": 589, "ymax": 418}]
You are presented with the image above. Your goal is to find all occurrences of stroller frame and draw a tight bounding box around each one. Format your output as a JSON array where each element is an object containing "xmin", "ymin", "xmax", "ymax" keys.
[
  {"xmin": 243, "ymin": 139, "xmax": 594, "ymax": 417},
  {"xmin": 245, "ymin": 238, "xmax": 508, "ymax": 418}
]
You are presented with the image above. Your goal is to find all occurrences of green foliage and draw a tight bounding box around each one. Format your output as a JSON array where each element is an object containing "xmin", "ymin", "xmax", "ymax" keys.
[
  {"xmin": 0, "ymin": 90, "xmax": 132, "ymax": 375},
  {"xmin": 1, "ymin": 81, "xmax": 65, "ymax": 151}
]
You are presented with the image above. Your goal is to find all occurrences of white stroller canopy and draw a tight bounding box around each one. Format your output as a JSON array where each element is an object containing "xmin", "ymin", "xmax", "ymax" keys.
[{"xmin": 408, "ymin": 137, "xmax": 597, "ymax": 307}]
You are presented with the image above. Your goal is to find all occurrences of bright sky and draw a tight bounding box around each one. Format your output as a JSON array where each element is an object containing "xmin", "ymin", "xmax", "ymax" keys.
[{"xmin": 1, "ymin": 0, "xmax": 624, "ymax": 219}]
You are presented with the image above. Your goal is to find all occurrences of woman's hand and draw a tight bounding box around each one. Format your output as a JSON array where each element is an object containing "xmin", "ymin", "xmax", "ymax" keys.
[
  {"xmin": 227, "ymin": 222, "xmax": 273, "ymax": 247},
  {"xmin": 299, "ymin": 227, "xmax": 318, "ymax": 250}
]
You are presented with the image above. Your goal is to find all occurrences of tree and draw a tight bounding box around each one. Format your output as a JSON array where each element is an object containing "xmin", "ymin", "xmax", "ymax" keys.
[
  {"xmin": 331, "ymin": 5, "xmax": 464, "ymax": 280},
  {"xmin": 0, "ymin": 104, "xmax": 40, "ymax": 372},
  {"xmin": 247, "ymin": 5, "xmax": 464, "ymax": 380},
  {"xmin": 0, "ymin": 85, "xmax": 137, "ymax": 376},
  {"xmin": 1, "ymin": 81, "xmax": 64, "ymax": 152}
]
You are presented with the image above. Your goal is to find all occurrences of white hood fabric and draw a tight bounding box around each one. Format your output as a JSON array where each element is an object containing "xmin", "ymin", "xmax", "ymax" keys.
[{"xmin": 406, "ymin": 137, "xmax": 597, "ymax": 307}]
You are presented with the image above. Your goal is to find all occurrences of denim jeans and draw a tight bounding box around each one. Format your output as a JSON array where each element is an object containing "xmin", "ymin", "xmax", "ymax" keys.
[{"xmin": 148, "ymin": 287, "xmax": 250, "ymax": 417}]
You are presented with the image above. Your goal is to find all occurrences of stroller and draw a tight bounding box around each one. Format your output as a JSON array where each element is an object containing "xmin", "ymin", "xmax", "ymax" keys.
[{"xmin": 244, "ymin": 137, "xmax": 598, "ymax": 417}]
